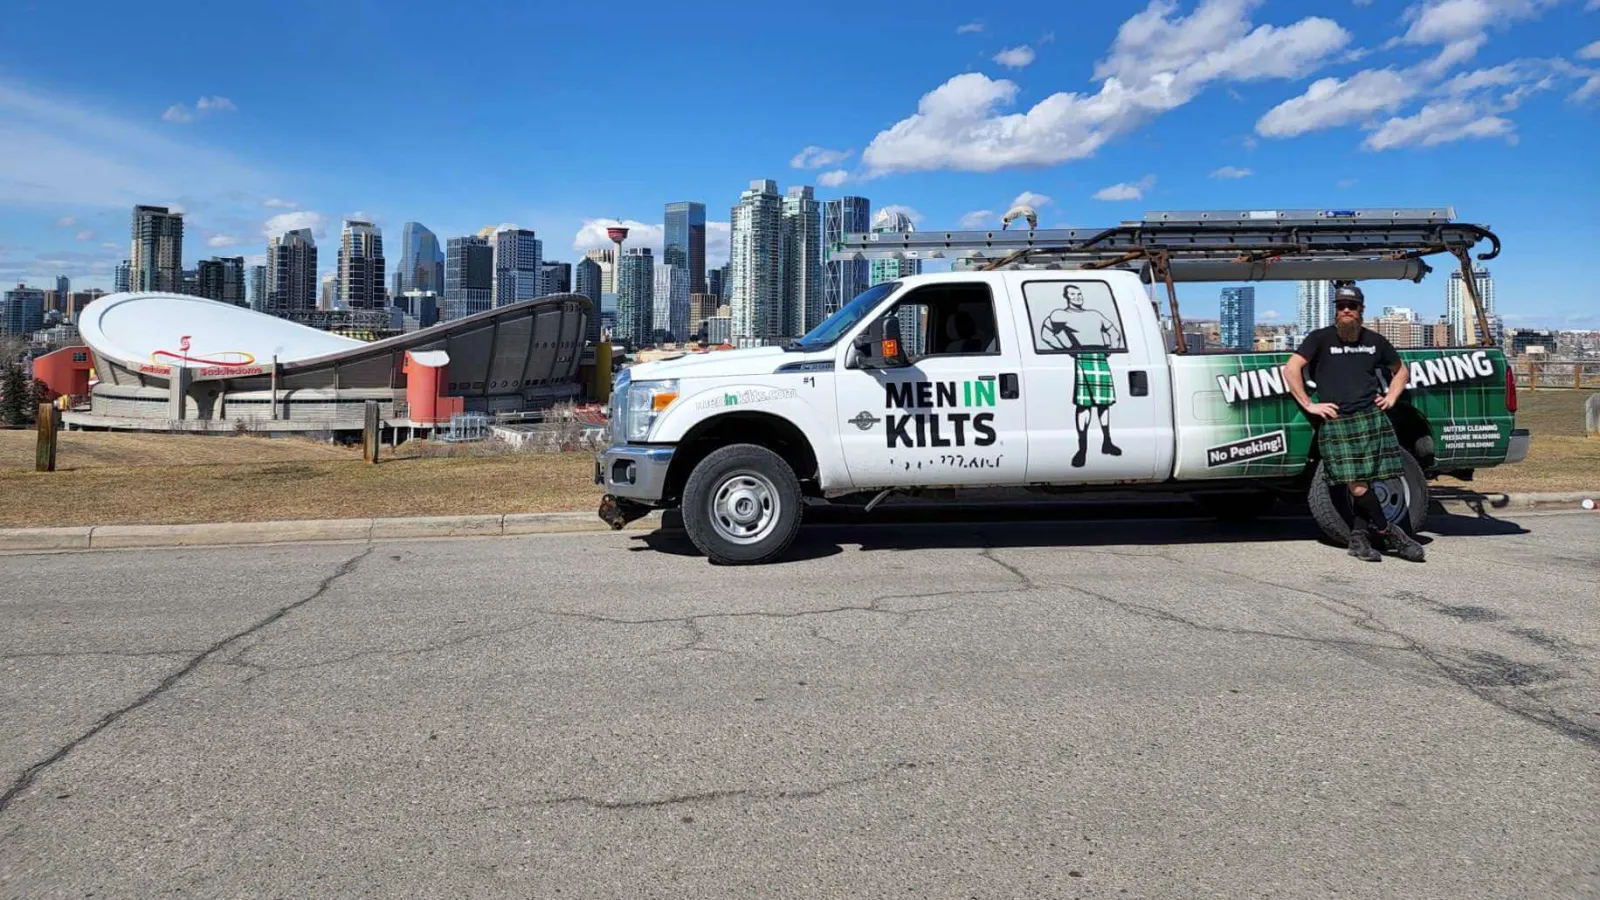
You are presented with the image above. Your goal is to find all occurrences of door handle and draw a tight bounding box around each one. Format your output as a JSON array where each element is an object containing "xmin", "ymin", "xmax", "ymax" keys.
[
  {"xmin": 999, "ymin": 372, "xmax": 1019, "ymax": 399},
  {"xmin": 1128, "ymin": 370, "xmax": 1149, "ymax": 396}
]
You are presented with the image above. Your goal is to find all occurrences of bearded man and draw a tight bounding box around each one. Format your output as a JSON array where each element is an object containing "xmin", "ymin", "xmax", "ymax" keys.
[{"xmin": 1284, "ymin": 284, "xmax": 1427, "ymax": 563}]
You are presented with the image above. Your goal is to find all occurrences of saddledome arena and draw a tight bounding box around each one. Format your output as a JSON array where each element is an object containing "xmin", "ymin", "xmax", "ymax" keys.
[{"xmin": 70, "ymin": 292, "xmax": 592, "ymax": 434}]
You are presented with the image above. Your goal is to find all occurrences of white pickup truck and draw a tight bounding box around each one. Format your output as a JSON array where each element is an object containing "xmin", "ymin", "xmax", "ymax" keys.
[{"xmin": 596, "ymin": 213, "xmax": 1526, "ymax": 564}]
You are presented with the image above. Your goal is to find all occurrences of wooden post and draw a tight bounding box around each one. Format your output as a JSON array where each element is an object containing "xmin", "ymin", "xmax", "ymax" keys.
[
  {"xmin": 363, "ymin": 400, "xmax": 380, "ymax": 464},
  {"xmin": 36, "ymin": 403, "xmax": 60, "ymax": 472}
]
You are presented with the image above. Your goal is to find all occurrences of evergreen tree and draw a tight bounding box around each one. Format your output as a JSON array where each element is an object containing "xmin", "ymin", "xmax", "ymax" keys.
[{"xmin": 0, "ymin": 365, "xmax": 28, "ymax": 426}]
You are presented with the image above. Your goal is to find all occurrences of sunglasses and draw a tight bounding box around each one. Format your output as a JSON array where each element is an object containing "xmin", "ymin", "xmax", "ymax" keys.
[{"xmin": 1335, "ymin": 300, "xmax": 1363, "ymax": 311}]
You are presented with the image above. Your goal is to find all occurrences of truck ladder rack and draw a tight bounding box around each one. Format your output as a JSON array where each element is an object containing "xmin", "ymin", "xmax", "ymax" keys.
[{"xmin": 828, "ymin": 207, "xmax": 1500, "ymax": 354}]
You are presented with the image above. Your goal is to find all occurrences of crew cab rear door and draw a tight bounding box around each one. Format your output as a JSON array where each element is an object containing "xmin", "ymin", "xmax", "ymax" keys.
[
  {"xmin": 1014, "ymin": 273, "xmax": 1175, "ymax": 484},
  {"xmin": 833, "ymin": 277, "xmax": 1030, "ymax": 488}
]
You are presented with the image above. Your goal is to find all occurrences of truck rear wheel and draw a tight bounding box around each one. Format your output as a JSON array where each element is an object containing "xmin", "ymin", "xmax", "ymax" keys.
[
  {"xmin": 1308, "ymin": 448, "xmax": 1428, "ymax": 545},
  {"xmin": 681, "ymin": 443, "xmax": 804, "ymax": 565}
]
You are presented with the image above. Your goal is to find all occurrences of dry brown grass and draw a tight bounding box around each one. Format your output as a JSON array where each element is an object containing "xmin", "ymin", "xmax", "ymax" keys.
[
  {"xmin": 0, "ymin": 449, "xmax": 602, "ymax": 527},
  {"xmin": 0, "ymin": 430, "xmax": 356, "ymax": 469},
  {"xmin": 0, "ymin": 391, "xmax": 1593, "ymax": 529}
]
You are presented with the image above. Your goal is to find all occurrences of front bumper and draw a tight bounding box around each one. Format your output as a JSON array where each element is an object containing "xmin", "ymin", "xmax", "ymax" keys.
[
  {"xmin": 595, "ymin": 444, "xmax": 676, "ymax": 503},
  {"xmin": 1504, "ymin": 428, "xmax": 1531, "ymax": 465}
]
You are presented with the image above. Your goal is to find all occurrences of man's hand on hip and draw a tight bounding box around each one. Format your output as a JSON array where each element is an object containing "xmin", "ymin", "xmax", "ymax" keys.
[{"xmin": 1306, "ymin": 402, "xmax": 1341, "ymax": 419}]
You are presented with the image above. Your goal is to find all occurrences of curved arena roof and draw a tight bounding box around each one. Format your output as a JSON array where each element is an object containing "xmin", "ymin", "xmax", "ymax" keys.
[{"xmin": 80, "ymin": 291, "xmax": 592, "ymax": 402}]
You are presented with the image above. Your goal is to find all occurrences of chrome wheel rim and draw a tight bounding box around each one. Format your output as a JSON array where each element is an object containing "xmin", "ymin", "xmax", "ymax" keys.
[
  {"xmin": 709, "ymin": 471, "xmax": 779, "ymax": 545},
  {"xmin": 1372, "ymin": 476, "xmax": 1410, "ymax": 527}
]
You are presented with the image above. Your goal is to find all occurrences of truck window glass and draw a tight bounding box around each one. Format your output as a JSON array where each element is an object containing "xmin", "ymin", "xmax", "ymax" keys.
[
  {"xmin": 887, "ymin": 283, "xmax": 1000, "ymax": 361},
  {"xmin": 790, "ymin": 281, "xmax": 899, "ymax": 351}
]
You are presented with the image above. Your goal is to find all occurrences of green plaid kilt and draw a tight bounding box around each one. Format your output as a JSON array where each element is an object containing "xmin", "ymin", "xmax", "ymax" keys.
[
  {"xmin": 1073, "ymin": 353, "xmax": 1116, "ymax": 408},
  {"xmin": 1318, "ymin": 405, "xmax": 1405, "ymax": 484}
]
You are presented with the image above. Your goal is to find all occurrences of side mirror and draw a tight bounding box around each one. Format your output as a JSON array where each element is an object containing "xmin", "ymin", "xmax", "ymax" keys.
[{"xmin": 853, "ymin": 314, "xmax": 910, "ymax": 369}]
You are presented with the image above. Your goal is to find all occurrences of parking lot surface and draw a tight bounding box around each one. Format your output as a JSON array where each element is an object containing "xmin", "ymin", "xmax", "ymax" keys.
[{"xmin": 1, "ymin": 509, "xmax": 1596, "ymax": 898}]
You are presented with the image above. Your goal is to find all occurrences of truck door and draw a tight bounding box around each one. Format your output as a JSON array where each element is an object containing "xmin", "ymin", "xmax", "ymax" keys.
[
  {"xmin": 1015, "ymin": 275, "xmax": 1175, "ymax": 484},
  {"xmin": 834, "ymin": 279, "xmax": 1030, "ymax": 488}
]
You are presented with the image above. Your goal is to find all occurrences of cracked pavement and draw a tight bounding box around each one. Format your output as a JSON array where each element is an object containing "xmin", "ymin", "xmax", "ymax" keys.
[{"xmin": 0, "ymin": 509, "xmax": 1596, "ymax": 898}]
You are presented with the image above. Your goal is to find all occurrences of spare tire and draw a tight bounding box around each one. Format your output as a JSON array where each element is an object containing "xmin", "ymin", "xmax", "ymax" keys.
[{"xmin": 1308, "ymin": 447, "xmax": 1428, "ymax": 545}]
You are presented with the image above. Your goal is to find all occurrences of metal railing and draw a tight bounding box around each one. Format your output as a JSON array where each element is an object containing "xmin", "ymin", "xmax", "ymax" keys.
[{"xmin": 1510, "ymin": 358, "xmax": 1600, "ymax": 390}]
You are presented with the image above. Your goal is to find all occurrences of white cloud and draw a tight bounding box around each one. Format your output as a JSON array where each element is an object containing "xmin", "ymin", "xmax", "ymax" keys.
[
  {"xmin": 1093, "ymin": 175, "xmax": 1156, "ymax": 201},
  {"xmin": 956, "ymin": 22, "xmax": 984, "ymax": 34},
  {"xmin": 1363, "ymin": 99, "xmax": 1516, "ymax": 149},
  {"xmin": 1260, "ymin": 309, "xmax": 1280, "ymax": 319},
  {"xmin": 790, "ymin": 145, "xmax": 852, "ymax": 169},
  {"xmin": 75, "ymin": 229, "xmax": 94, "ymax": 240},
  {"xmin": 207, "ymin": 234, "xmax": 237, "ymax": 247},
  {"xmin": 572, "ymin": 217, "xmax": 664, "ymax": 254},
  {"xmin": 1012, "ymin": 190, "xmax": 1052, "ymax": 208},
  {"xmin": 55, "ymin": 216, "xmax": 75, "ymax": 228},
  {"xmin": 163, "ymin": 95, "xmax": 236, "ymax": 124},
  {"xmin": 262, "ymin": 197, "xmax": 297, "ymax": 209},
  {"xmin": 1572, "ymin": 74, "xmax": 1600, "ymax": 102},
  {"xmin": 878, "ymin": 204, "xmax": 923, "ymax": 225},
  {"xmin": 570, "ymin": 217, "xmax": 732, "ymax": 267},
  {"xmin": 1397, "ymin": 0, "xmax": 1560, "ymax": 73},
  {"xmin": 263, "ymin": 210, "xmax": 326, "ymax": 240},
  {"xmin": 100, "ymin": 242, "xmax": 120, "ymax": 251},
  {"xmin": 817, "ymin": 169, "xmax": 850, "ymax": 187},
  {"xmin": 1337, "ymin": 177, "xmax": 1359, "ymax": 188},
  {"xmin": 993, "ymin": 45, "xmax": 1036, "ymax": 69},
  {"xmin": 859, "ymin": 1, "xmax": 1349, "ymax": 175},
  {"xmin": 1255, "ymin": 68, "xmax": 1419, "ymax": 137},
  {"xmin": 1578, "ymin": 40, "xmax": 1600, "ymax": 60},
  {"xmin": 1210, "ymin": 165, "xmax": 1253, "ymax": 178},
  {"xmin": 0, "ymin": 81, "xmax": 269, "ymax": 210},
  {"xmin": 958, "ymin": 210, "xmax": 996, "ymax": 228},
  {"xmin": 1439, "ymin": 62, "xmax": 1528, "ymax": 93}
]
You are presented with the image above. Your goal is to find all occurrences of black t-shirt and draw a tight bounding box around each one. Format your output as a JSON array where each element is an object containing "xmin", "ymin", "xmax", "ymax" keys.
[{"xmin": 1293, "ymin": 326, "xmax": 1402, "ymax": 414}]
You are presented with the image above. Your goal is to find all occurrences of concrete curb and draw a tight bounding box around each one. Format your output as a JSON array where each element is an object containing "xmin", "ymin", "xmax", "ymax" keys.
[
  {"xmin": 0, "ymin": 511, "xmax": 664, "ymax": 554},
  {"xmin": 0, "ymin": 491, "xmax": 1591, "ymax": 554}
]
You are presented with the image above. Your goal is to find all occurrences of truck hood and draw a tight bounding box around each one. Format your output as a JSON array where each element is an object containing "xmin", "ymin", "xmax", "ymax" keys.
[{"xmin": 627, "ymin": 345, "xmax": 825, "ymax": 381}]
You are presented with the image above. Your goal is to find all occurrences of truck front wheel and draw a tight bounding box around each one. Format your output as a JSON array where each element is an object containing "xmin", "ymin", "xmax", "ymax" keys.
[
  {"xmin": 1308, "ymin": 448, "xmax": 1428, "ymax": 545},
  {"xmin": 681, "ymin": 443, "xmax": 804, "ymax": 565}
]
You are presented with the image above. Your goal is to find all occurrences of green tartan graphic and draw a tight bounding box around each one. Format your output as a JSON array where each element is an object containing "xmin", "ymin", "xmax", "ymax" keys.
[
  {"xmin": 1073, "ymin": 353, "xmax": 1116, "ymax": 407},
  {"xmin": 1318, "ymin": 406, "xmax": 1405, "ymax": 484}
]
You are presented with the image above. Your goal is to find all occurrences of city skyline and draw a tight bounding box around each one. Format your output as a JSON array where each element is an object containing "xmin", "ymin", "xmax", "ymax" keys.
[{"xmin": 1, "ymin": 2, "xmax": 1597, "ymax": 329}]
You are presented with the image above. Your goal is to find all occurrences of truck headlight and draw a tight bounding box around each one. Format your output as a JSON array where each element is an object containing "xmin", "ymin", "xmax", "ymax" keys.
[{"xmin": 625, "ymin": 379, "xmax": 679, "ymax": 442}]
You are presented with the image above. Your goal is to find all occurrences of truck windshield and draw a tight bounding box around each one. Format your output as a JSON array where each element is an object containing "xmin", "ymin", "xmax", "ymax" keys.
[{"xmin": 786, "ymin": 282, "xmax": 899, "ymax": 351}]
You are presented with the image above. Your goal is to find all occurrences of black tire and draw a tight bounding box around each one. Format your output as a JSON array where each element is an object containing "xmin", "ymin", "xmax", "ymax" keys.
[
  {"xmin": 1308, "ymin": 448, "xmax": 1428, "ymax": 545},
  {"xmin": 681, "ymin": 443, "xmax": 804, "ymax": 565},
  {"xmin": 1191, "ymin": 490, "xmax": 1278, "ymax": 522}
]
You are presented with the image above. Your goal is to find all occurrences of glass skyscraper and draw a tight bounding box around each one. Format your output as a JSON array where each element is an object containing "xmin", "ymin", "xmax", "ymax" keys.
[
  {"xmin": 444, "ymin": 235, "xmax": 493, "ymax": 320},
  {"xmin": 337, "ymin": 220, "xmax": 386, "ymax": 310},
  {"xmin": 395, "ymin": 222, "xmax": 445, "ymax": 299},
  {"xmin": 781, "ymin": 186, "xmax": 822, "ymax": 337},
  {"xmin": 869, "ymin": 208, "xmax": 919, "ymax": 287},
  {"xmin": 617, "ymin": 247, "xmax": 654, "ymax": 345},
  {"xmin": 1219, "ymin": 286, "xmax": 1255, "ymax": 350},
  {"xmin": 729, "ymin": 179, "xmax": 783, "ymax": 343},
  {"xmin": 823, "ymin": 196, "xmax": 871, "ymax": 319},
  {"xmin": 664, "ymin": 201, "xmax": 706, "ymax": 294},
  {"xmin": 575, "ymin": 257, "xmax": 603, "ymax": 343}
]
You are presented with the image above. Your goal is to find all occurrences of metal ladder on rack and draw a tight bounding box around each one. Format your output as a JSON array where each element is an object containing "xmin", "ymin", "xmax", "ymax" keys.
[{"xmin": 829, "ymin": 208, "xmax": 1501, "ymax": 354}]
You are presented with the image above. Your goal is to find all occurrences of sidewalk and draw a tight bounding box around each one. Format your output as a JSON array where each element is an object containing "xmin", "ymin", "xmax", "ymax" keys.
[{"xmin": 2, "ymin": 490, "xmax": 1593, "ymax": 554}]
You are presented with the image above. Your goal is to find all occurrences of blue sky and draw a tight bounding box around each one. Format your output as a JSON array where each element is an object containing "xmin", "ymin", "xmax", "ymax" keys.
[{"xmin": 1, "ymin": 0, "xmax": 1596, "ymax": 328}]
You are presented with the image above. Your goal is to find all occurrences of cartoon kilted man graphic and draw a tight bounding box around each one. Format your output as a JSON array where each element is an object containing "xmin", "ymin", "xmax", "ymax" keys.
[{"xmin": 1037, "ymin": 284, "xmax": 1124, "ymax": 467}]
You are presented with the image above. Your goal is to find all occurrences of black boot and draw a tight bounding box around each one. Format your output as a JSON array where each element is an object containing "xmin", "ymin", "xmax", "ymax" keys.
[
  {"xmin": 1376, "ymin": 528, "xmax": 1426, "ymax": 562},
  {"xmin": 1347, "ymin": 530, "xmax": 1381, "ymax": 562},
  {"xmin": 1071, "ymin": 429, "xmax": 1088, "ymax": 467},
  {"xmin": 1100, "ymin": 424, "xmax": 1122, "ymax": 457}
]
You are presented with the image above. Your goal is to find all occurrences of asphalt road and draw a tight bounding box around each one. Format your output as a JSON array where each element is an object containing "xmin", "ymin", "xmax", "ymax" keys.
[{"xmin": 1, "ymin": 507, "xmax": 1597, "ymax": 899}]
